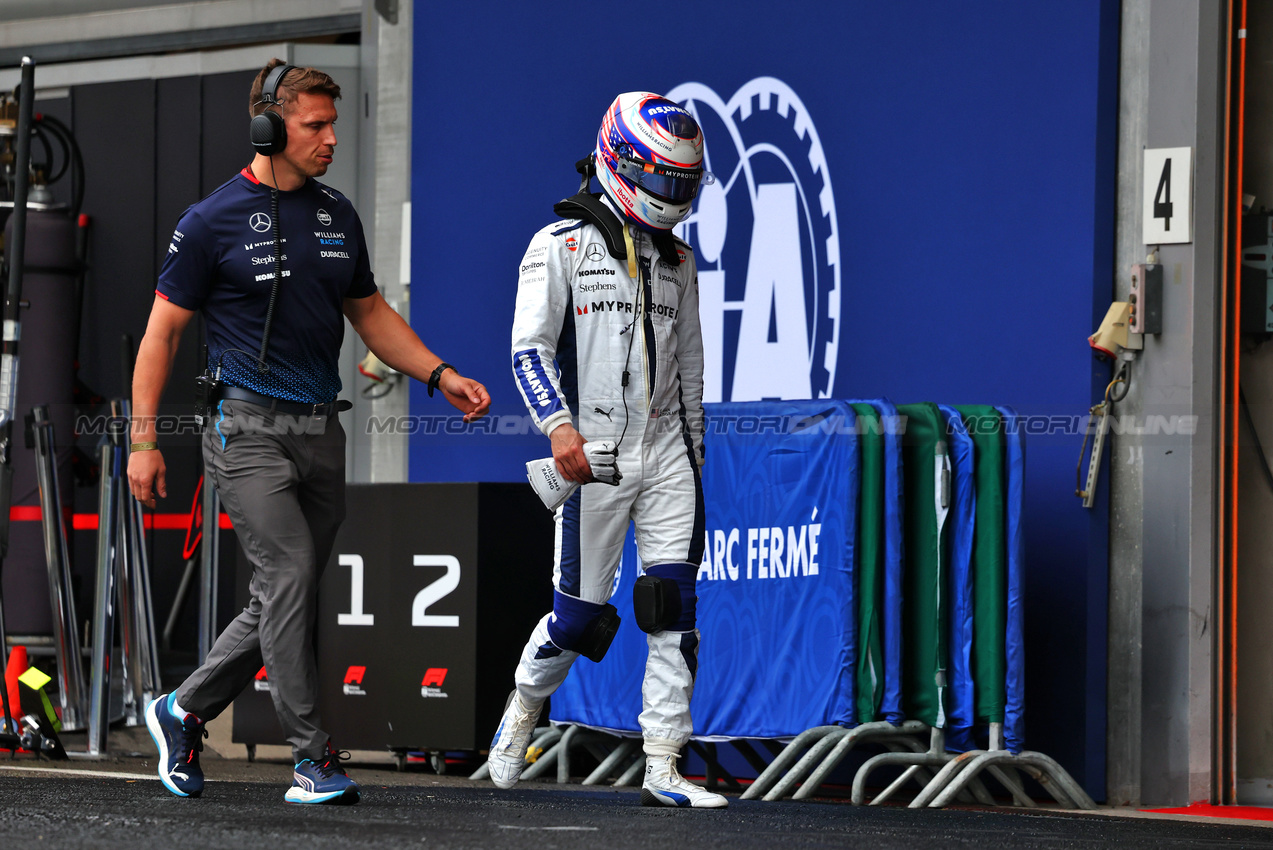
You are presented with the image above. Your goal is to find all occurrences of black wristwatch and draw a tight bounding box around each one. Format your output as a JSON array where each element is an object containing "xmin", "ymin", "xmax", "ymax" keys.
[{"xmin": 427, "ymin": 362, "xmax": 454, "ymax": 397}]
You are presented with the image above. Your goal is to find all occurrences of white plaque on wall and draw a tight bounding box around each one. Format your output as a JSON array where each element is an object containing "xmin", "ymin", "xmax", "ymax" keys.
[{"xmin": 1143, "ymin": 147, "xmax": 1193, "ymax": 244}]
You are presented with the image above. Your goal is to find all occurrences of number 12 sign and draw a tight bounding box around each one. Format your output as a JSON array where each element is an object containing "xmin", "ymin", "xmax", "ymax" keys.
[{"xmin": 1143, "ymin": 147, "xmax": 1193, "ymax": 244}]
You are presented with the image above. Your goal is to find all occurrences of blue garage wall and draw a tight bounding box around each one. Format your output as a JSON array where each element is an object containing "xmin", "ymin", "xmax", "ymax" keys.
[{"xmin": 410, "ymin": 0, "xmax": 1119, "ymax": 797}]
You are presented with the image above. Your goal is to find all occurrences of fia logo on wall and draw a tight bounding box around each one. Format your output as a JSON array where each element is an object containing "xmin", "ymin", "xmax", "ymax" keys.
[{"xmin": 668, "ymin": 78, "xmax": 840, "ymax": 402}]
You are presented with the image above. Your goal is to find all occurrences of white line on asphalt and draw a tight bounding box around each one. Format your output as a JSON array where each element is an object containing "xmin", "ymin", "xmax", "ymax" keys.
[
  {"xmin": 497, "ymin": 826, "xmax": 600, "ymax": 831},
  {"xmin": 0, "ymin": 765, "xmax": 168, "ymax": 781}
]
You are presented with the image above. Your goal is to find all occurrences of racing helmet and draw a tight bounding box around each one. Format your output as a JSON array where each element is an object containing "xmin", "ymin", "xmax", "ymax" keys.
[{"xmin": 595, "ymin": 92, "xmax": 712, "ymax": 232}]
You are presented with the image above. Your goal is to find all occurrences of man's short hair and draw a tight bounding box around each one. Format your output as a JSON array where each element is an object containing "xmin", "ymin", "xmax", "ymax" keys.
[{"xmin": 249, "ymin": 58, "xmax": 342, "ymax": 118}]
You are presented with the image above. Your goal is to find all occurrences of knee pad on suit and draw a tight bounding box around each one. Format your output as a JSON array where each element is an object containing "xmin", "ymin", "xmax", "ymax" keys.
[
  {"xmin": 634, "ymin": 562, "xmax": 698, "ymax": 633},
  {"xmin": 546, "ymin": 590, "xmax": 620, "ymax": 662}
]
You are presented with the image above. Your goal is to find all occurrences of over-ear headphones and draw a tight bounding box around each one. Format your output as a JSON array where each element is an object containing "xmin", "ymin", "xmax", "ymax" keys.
[{"xmin": 249, "ymin": 63, "xmax": 297, "ymax": 156}]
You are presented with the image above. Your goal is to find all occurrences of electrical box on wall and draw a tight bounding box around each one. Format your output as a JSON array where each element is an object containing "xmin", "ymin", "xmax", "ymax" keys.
[
  {"xmin": 1241, "ymin": 213, "xmax": 1273, "ymax": 334},
  {"xmin": 1129, "ymin": 264, "xmax": 1162, "ymax": 335}
]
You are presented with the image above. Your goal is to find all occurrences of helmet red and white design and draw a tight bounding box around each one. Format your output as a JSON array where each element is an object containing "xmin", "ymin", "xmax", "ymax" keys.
[{"xmin": 595, "ymin": 92, "xmax": 712, "ymax": 232}]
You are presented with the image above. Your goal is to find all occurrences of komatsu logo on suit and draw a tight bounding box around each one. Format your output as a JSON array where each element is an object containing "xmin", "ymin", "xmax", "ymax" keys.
[
  {"xmin": 518, "ymin": 352, "xmax": 553, "ymax": 407},
  {"xmin": 668, "ymin": 78, "xmax": 840, "ymax": 403}
]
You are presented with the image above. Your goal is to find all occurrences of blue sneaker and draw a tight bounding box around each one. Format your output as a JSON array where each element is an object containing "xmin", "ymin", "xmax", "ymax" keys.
[
  {"xmin": 284, "ymin": 744, "xmax": 360, "ymax": 805},
  {"xmin": 145, "ymin": 693, "xmax": 206, "ymax": 798}
]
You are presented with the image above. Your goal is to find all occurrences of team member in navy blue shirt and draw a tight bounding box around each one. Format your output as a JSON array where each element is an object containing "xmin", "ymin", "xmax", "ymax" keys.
[{"xmin": 127, "ymin": 60, "xmax": 490, "ymax": 805}]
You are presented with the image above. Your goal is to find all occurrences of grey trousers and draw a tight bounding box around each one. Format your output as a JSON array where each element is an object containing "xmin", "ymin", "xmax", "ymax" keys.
[{"xmin": 175, "ymin": 399, "xmax": 346, "ymax": 763}]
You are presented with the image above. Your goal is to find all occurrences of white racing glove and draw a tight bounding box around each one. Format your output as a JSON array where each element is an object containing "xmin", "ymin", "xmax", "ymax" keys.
[
  {"xmin": 525, "ymin": 440, "xmax": 623, "ymax": 511},
  {"xmin": 526, "ymin": 456, "xmax": 578, "ymax": 512},
  {"xmin": 582, "ymin": 439, "xmax": 622, "ymax": 486}
]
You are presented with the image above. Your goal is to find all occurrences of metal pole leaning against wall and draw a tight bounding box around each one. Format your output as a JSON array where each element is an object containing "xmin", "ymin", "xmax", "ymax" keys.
[
  {"xmin": 198, "ymin": 471, "xmax": 220, "ymax": 664},
  {"xmin": 30, "ymin": 405, "xmax": 85, "ymax": 731},
  {"xmin": 87, "ymin": 399, "xmax": 163, "ymax": 745},
  {"xmin": 0, "ymin": 55, "xmax": 37, "ymax": 738},
  {"xmin": 113, "ymin": 432, "xmax": 142, "ymax": 726},
  {"xmin": 116, "ymin": 399, "xmax": 159, "ymax": 722},
  {"xmin": 128, "ymin": 467, "xmax": 162, "ymax": 701},
  {"xmin": 87, "ymin": 410, "xmax": 124, "ymax": 755}
]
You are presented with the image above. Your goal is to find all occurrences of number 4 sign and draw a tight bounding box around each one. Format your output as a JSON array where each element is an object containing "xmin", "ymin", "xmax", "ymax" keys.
[{"xmin": 1143, "ymin": 147, "xmax": 1193, "ymax": 244}]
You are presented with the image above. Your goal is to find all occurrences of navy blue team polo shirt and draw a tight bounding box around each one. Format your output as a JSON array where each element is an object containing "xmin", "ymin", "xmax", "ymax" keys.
[{"xmin": 156, "ymin": 167, "xmax": 377, "ymax": 402}]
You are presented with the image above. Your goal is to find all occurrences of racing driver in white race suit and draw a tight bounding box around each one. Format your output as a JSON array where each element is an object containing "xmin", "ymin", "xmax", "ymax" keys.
[{"xmin": 489, "ymin": 92, "xmax": 726, "ymax": 808}]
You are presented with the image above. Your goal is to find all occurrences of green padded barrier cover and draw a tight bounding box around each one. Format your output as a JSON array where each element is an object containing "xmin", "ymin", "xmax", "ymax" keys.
[
  {"xmin": 897, "ymin": 402, "xmax": 950, "ymax": 728},
  {"xmin": 953, "ymin": 404, "xmax": 1006, "ymax": 724},
  {"xmin": 851, "ymin": 403, "xmax": 885, "ymax": 723}
]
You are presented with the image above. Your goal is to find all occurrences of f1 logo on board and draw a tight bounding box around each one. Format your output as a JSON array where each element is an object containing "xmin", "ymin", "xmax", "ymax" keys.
[
  {"xmin": 254, "ymin": 666, "xmax": 270, "ymax": 692},
  {"xmin": 421, "ymin": 668, "xmax": 449, "ymax": 699},
  {"xmin": 343, "ymin": 665, "xmax": 367, "ymax": 696},
  {"xmin": 668, "ymin": 78, "xmax": 840, "ymax": 402}
]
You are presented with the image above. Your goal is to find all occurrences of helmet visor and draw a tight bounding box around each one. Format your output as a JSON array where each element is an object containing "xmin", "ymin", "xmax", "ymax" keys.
[{"xmin": 614, "ymin": 152, "xmax": 715, "ymax": 204}]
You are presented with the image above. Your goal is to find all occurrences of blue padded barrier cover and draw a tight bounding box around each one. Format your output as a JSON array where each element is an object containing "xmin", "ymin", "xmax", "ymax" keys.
[
  {"xmin": 938, "ymin": 405, "xmax": 978, "ymax": 752},
  {"xmin": 850, "ymin": 403, "xmax": 885, "ymax": 724},
  {"xmin": 549, "ymin": 400, "xmax": 860, "ymax": 738},
  {"xmin": 996, "ymin": 406, "xmax": 1026, "ymax": 753},
  {"xmin": 848, "ymin": 399, "xmax": 905, "ymax": 724}
]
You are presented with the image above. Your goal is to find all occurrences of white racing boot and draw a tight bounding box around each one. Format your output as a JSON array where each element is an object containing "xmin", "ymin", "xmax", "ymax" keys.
[
  {"xmin": 641, "ymin": 754, "xmax": 728, "ymax": 808},
  {"xmin": 487, "ymin": 691, "xmax": 543, "ymax": 789}
]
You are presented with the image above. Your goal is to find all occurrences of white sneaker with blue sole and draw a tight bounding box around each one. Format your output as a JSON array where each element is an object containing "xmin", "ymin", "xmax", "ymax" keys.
[
  {"xmin": 641, "ymin": 754, "xmax": 728, "ymax": 808},
  {"xmin": 488, "ymin": 690, "xmax": 543, "ymax": 790}
]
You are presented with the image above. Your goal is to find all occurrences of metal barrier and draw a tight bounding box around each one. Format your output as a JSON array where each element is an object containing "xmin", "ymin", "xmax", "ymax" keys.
[
  {"xmin": 742, "ymin": 720, "xmax": 928, "ymax": 801},
  {"xmin": 469, "ymin": 726, "xmax": 649, "ymax": 788},
  {"xmin": 908, "ymin": 724, "xmax": 1096, "ymax": 809}
]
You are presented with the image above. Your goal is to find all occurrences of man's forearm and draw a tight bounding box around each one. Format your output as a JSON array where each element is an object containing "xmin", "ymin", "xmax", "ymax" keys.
[
  {"xmin": 358, "ymin": 302, "xmax": 444, "ymax": 384},
  {"xmin": 130, "ymin": 334, "xmax": 179, "ymax": 442}
]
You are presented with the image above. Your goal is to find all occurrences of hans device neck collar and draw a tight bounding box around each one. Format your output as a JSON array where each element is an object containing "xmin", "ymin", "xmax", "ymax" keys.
[{"xmin": 553, "ymin": 156, "xmax": 681, "ymax": 268}]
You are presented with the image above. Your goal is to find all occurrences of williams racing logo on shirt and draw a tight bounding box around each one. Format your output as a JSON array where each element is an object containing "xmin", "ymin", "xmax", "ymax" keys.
[{"xmin": 315, "ymin": 230, "xmax": 350, "ymax": 258}]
